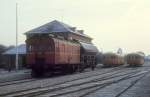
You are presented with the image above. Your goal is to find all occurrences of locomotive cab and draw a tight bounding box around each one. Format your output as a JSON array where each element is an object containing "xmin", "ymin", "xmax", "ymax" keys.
[{"xmin": 26, "ymin": 34, "xmax": 55, "ymax": 76}]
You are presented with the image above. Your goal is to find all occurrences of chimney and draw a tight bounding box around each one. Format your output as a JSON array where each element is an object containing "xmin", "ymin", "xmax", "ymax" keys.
[
  {"xmin": 78, "ymin": 30, "xmax": 84, "ymax": 34},
  {"xmin": 70, "ymin": 27, "xmax": 76, "ymax": 31}
]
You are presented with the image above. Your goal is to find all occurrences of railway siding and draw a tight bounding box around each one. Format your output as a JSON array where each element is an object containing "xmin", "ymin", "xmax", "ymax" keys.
[
  {"xmin": 0, "ymin": 64, "xmax": 150, "ymax": 97},
  {"xmin": 120, "ymin": 70, "xmax": 150, "ymax": 97},
  {"xmin": 0, "ymin": 67, "xmax": 123, "ymax": 96},
  {"xmin": 4, "ymin": 68, "xmax": 147, "ymax": 97},
  {"xmin": 37, "ymin": 70, "xmax": 148, "ymax": 97}
]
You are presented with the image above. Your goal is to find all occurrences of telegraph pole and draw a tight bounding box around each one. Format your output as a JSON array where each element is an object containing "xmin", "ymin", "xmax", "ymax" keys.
[{"xmin": 15, "ymin": 3, "xmax": 19, "ymax": 70}]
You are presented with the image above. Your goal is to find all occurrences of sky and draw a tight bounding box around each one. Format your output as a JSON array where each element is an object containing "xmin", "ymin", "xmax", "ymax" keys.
[{"xmin": 0, "ymin": 0, "xmax": 150, "ymax": 54}]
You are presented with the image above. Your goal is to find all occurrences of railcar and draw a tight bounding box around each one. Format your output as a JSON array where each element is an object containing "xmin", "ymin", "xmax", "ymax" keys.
[
  {"xmin": 102, "ymin": 52, "xmax": 125, "ymax": 67},
  {"xmin": 125, "ymin": 53, "xmax": 144, "ymax": 66},
  {"xmin": 26, "ymin": 34, "xmax": 98, "ymax": 77},
  {"xmin": 80, "ymin": 42, "xmax": 98, "ymax": 70}
]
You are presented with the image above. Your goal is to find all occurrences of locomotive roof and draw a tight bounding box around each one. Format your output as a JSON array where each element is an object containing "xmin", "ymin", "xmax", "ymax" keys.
[
  {"xmin": 25, "ymin": 20, "xmax": 91, "ymax": 39},
  {"xmin": 3, "ymin": 44, "xmax": 26, "ymax": 55},
  {"xmin": 79, "ymin": 42, "xmax": 98, "ymax": 52}
]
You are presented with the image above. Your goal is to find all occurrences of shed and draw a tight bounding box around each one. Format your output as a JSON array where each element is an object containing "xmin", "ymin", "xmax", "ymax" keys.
[{"xmin": 3, "ymin": 44, "xmax": 26, "ymax": 70}]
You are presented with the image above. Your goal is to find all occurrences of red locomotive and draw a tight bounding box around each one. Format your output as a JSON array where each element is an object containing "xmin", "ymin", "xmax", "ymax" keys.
[{"xmin": 25, "ymin": 20, "xmax": 98, "ymax": 76}]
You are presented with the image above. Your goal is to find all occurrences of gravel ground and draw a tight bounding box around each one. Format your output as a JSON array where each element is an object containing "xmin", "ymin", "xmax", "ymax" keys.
[
  {"xmin": 0, "ymin": 69, "xmax": 31, "ymax": 83},
  {"xmin": 120, "ymin": 72, "xmax": 150, "ymax": 97}
]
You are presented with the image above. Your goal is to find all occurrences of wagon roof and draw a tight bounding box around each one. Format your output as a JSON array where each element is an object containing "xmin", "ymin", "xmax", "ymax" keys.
[
  {"xmin": 103, "ymin": 52, "xmax": 124, "ymax": 56},
  {"xmin": 127, "ymin": 53, "xmax": 144, "ymax": 57},
  {"xmin": 25, "ymin": 20, "xmax": 91, "ymax": 39},
  {"xmin": 3, "ymin": 44, "xmax": 26, "ymax": 55},
  {"xmin": 79, "ymin": 42, "xmax": 98, "ymax": 52},
  {"xmin": 103, "ymin": 52, "xmax": 117, "ymax": 56}
]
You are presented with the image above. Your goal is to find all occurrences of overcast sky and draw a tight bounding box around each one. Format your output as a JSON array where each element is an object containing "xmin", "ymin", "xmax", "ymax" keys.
[{"xmin": 0, "ymin": 0, "xmax": 150, "ymax": 54}]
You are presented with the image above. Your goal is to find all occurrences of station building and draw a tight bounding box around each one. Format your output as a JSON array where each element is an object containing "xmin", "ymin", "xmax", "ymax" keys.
[{"xmin": 25, "ymin": 20, "xmax": 92, "ymax": 43}]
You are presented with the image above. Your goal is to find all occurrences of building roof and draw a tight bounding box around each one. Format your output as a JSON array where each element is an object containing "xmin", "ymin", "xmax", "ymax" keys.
[
  {"xmin": 25, "ymin": 20, "xmax": 91, "ymax": 39},
  {"xmin": 3, "ymin": 44, "xmax": 26, "ymax": 55}
]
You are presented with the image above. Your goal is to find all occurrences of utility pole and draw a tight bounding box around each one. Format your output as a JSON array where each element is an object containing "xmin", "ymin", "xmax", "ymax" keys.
[{"xmin": 15, "ymin": 3, "xmax": 19, "ymax": 70}]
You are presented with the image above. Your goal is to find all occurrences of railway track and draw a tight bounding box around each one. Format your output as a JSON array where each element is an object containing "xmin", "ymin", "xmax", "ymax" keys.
[
  {"xmin": 0, "ymin": 66, "xmax": 125, "ymax": 96},
  {"xmin": 0, "ymin": 65, "xmax": 118, "ymax": 87},
  {"xmin": 85, "ymin": 70, "xmax": 149, "ymax": 97},
  {"xmin": 2, "ymin": 67, "xmax": 146, "ymax": 97},
  {"xmin": 39, "ymin": 70, "xmax": 148, "ymax": 97},
  {"xmin": 0, "ymin": 78, "xmax": 37, "ymax": 87},
  {"xmin": 114, "ymin": 71, "xmax": 147, "ymax": 97},
  {"xmin": 85, "ymin": 71, "xmax": 148, "ymax": 97}
]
